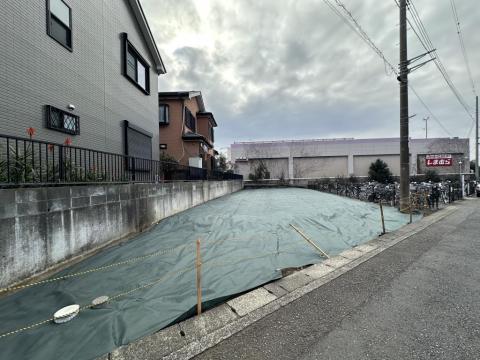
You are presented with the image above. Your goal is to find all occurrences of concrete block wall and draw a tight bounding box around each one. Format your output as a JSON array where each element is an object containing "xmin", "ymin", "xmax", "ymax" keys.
[{"xmin": 0, "ymin": 180, "xmax": 243, "ymax": 288}]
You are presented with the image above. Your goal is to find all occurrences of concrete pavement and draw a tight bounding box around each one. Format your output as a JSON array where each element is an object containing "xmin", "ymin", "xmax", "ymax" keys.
[{"xmin": 195, "ymin": 199, "xmax": 480, "ymax": 360}]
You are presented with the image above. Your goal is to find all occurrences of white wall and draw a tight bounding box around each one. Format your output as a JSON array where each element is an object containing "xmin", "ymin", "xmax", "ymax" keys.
[{"xmin": 232, "ymin": 137, "xmax": 470, "ymax": 179}]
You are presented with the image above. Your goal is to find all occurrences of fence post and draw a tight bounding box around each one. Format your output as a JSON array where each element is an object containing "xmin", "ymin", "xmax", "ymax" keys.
[
  {"xmin": 379, "ymin": 200, "xmax": 386, "ymax": 234},
  {"xmin": 58, "ymin": 144, "xmax": 65, "ymax": 181},
  {"xmin": 409, "ymin": 196, "xmax": 413, "ymax": 224},
  {"xmin": 131, "ymin": 158, "xmax": 136, "ymax": 182},
  {"xmin": 196, "ymin": 239, "xmax": 202, "ymax": 316}
]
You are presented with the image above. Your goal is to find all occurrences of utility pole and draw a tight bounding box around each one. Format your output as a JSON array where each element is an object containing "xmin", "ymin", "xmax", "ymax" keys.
[
  {"xmin": 423, "ymin": 116, "xmax": 429, "ymax": 139},
  {"xmin": 399, "ymin": 0, "xmax": 410, "ymax": 212},
  {"xmin": 476, "ymin": 95, "xmax": 479, "ymax": 180}
]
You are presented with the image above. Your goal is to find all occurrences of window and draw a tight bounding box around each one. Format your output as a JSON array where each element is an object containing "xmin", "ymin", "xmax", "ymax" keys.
[
  {"xmin": 159, "ymin": 104, "xmax": 169, "ymax": 124},
  {"xmin": 46, "ymin": 105, "xmax": 80, "ymax": 135},
  {"xmin": 122, "ymin": 33, "xmax": 150, "ymax": 94},
  {"xmin": 185, "ymin": 108, "xmax": 196, "ymax": 132},
  {"xmin": 47, "ymin": 0, "xmax": 72, "ymax": 51},
  {"xmin": 210, "ymin": 126, "xmax": 215, "ymax": 143}
]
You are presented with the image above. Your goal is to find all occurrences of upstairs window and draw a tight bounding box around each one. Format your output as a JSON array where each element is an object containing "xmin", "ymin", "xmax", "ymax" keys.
[
  {"xmin": 159, "ymin": 104, "xmax": 169, "ymax": 125},
  {"xmin": 122, "ymin": 33, "xmax": 150, "ymax": 95},
  {"xmin": 47, "ymin": 0, "xmax": 72, "ymax": 51},
  {"xmin": 185, "ymin": 108, "xmax": 196, "ymax": 132},
  {"xmin": 210, "ymin": 126, "xmax": 215, "ymax": 143},
  {"xmin": 46, "ymin": 105, "xmax": 80, "ymax": 135}
]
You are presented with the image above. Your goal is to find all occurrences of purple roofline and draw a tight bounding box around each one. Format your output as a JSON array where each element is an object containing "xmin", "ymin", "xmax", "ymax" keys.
[{"xmin": 231, "ymin": 137, "xmax": 466, "ymax": 147}]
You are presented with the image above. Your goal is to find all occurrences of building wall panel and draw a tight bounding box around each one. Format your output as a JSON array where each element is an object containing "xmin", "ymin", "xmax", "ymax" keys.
[
  {"xmin": 293, "ymin": 157, "xmax": 348, "ymax": 178},
  {"xmin": 353, "ymin": 155, "xmax": 400, "ymax": 176}
]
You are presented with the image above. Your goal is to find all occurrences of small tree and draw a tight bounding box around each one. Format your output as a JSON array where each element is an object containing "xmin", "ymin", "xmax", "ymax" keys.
[
  {"xmin": 216, "ymin": 154, "xmax": 227, "ymax": 172},
  {"xmin": 248, "ymin": 160, "xmax": 270, "ymax": 180},
  {"xmin": 425, "ymin": 169, "xmax": 441, "ymax": 183},
  {"xmin": 368, "ymin": 159, "xmax": 393, "ymax": 184},
  {"xmin": 159, "ymin": 152, "xmax": 179, "ymax": 180}
]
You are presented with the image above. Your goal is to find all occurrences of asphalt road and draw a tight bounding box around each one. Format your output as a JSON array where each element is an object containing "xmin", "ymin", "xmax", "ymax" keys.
[{"xmin": 195, "ymin": 199, "xmax": 480, "ymax": 360}]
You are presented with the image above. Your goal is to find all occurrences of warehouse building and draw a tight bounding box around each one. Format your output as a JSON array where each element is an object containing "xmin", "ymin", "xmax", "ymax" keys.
[{"xmin": 231, "ymin": 137, "xmax": 470, "ymax": 179}]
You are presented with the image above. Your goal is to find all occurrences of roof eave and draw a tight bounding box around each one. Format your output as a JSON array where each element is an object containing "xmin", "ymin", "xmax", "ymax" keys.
[
  {"xmin": 197, "ymin": 112, "xmax": 218, "ymax": 127},
  {"xmin": 128, "ymin": 0, "xmax": 167, "ymax": 75},
  {"xmin": 158, "ymin": 91, "xmax": 206, "ymax": 111},
  {"xmin": 182, "ymin": 133, "xmax": 213, "ymax": 148}
]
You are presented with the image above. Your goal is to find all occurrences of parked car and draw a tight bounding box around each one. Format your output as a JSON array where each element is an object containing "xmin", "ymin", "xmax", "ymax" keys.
[{"xmin": 476, "ymin": 183, "xmax": 480, "ymax": 197}]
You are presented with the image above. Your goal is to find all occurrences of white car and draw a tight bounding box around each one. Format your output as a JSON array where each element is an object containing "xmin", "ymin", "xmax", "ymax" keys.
[{"xmin": 477, "ymin": 183, "xmax": 480, "ymax": 197}]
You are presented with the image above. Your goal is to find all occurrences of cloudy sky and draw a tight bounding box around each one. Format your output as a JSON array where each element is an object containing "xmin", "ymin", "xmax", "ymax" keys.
[{"xmin": 141, "ymin": 0, "xmax": 479, "ymax": 152}]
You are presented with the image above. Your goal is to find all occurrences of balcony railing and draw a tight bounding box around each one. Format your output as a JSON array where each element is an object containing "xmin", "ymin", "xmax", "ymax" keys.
[{"xmin": 0, "ymin": 133, "xmax": 242, "ymax": 187}]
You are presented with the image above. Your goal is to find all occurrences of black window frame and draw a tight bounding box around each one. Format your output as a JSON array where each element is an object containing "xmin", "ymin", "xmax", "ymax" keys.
[
  {"xmin": 122, "ymin": 33, "xmax": 151, "ymax": 95},
  {"xmin": 45, "ymin": 105, "xmax": 80, "ymax": 135},
  {"xmin": 184, "ymin": 108, "xmax": 196, "ymax": 133},
  {"xmin": 159, "ymin": 104, "xmax": 169, "ymax": 125},
  {"xmin": 46, "ymin": 0, "xmax": 73, "ymax": 52}
]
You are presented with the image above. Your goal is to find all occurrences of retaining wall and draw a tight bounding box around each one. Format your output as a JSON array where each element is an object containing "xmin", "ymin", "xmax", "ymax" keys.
[{"xmin": 0, "ymin": 180, "xmax": 243, "ymax": 288}]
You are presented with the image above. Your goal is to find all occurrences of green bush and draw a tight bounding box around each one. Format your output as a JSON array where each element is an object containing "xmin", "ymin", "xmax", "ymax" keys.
[{"xmin": 368, "ymin": 159, "xmax": 393, "ymax": 184}]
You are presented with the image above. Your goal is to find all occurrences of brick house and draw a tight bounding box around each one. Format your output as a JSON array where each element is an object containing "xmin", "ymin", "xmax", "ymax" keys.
[{"xmin": 158, "ymin": 91, "xmax": 218, "ymax": 170}]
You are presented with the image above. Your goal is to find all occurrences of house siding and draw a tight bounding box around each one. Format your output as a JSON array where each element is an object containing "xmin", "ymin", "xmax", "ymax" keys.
[
  {"xmin": 0, "ymin": 0, "xmax": 160, "ymax": 159},
  {"xmin": 159, "ymin": 100, "xmax": 184, "ymax": 162},
  {"xmin": 197, "ymin": 114, "xmax": 213, "ymax": 144}
]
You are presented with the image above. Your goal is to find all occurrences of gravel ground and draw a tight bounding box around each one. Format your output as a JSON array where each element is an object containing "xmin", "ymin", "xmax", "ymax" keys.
[{"xmin": 195, "ymin": 199, "xmax": 480, "ymax": 360}]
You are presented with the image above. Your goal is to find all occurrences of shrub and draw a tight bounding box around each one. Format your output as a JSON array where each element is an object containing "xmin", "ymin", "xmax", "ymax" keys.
[{"xmin": 368, "ymin": 159, "xmax": 393, "ymax": 184}]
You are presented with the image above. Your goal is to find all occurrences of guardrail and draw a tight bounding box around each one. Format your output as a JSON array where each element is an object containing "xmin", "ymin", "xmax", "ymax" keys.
[{"xmin": 0, "ymin": 133, "xmax": 242, "ymax": 187}]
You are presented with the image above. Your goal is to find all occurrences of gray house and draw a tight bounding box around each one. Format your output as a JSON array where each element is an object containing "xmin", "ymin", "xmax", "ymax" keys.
[{"xmin": 0, "ymin": 0, "xmax": 166, "ymax": 160}]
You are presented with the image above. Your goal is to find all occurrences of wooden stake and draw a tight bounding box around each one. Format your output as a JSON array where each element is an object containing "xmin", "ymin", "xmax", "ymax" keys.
[
  {"xmin": 196, "ymin": 239, "xmax": 202, "ymax": 316},
  {"xmin": 289, "ymin": 224, "xmax": 329, "ymax": 258},
  {"xmin": 379, "ymin": 200, "xmax": 386, "ymax": 234}
]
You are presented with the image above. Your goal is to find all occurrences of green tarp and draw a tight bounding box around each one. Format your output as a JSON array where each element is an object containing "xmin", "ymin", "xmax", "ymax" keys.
[{"xmin": 0, "ymin": 188, "xmax": 416, "ymax": 360}]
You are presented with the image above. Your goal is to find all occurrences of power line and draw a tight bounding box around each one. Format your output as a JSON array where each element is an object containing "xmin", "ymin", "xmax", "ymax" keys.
[
  {"xmin": 323, "ymin": 0, "xmax": 453, "ymax": 136},
  {"xmin": 393, "ymin": 0, "xmax": 474, "ymax": 137},
  {"xmin": 449, "ymin": 0, "xmax": 477, "ymax": 138},
  {"xmin": 409, "ymin": 86, "xmax": 453, "ymax": 136},
  {"xmin": 406, "ymin": 0, "xmax": 474, "ymax": 123},
  {"xmin": 329, "ymin": 0, "xmax": 397, "ymax": 76},
  {"xmin": 449, "ymin": 0, "xmax": 476, "ymax": 97}
]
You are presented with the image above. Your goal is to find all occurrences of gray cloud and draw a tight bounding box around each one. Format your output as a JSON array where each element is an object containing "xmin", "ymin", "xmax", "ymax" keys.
[{"xmin": 140, "ymin": 0, "xmax": 479, "ymax": 151}]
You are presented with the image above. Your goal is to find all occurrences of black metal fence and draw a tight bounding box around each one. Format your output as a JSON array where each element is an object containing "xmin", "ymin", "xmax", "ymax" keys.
[{"xmin": 0, "ymin": 134, "xmax": 242, "ymax": 187}]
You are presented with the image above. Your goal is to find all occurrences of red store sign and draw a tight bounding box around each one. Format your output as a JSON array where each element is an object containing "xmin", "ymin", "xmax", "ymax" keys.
[{"xmin": 425, "ymin": 154, "xmax": 452, "ymax": 167}]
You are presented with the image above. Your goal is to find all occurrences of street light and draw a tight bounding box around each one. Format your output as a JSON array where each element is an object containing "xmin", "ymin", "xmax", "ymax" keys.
[
  {"xmin": 458, "ymin": 160, "xmax": 464, "ymax": 198},
  {"xmin": 423, "ymin": 116, "xmax": 429, "ymax": 139}
]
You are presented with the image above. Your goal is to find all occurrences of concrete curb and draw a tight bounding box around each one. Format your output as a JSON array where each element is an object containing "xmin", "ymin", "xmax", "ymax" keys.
[{"xmin": 107, "ymin": 206, "xmax": 457, "ymax": 360}]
